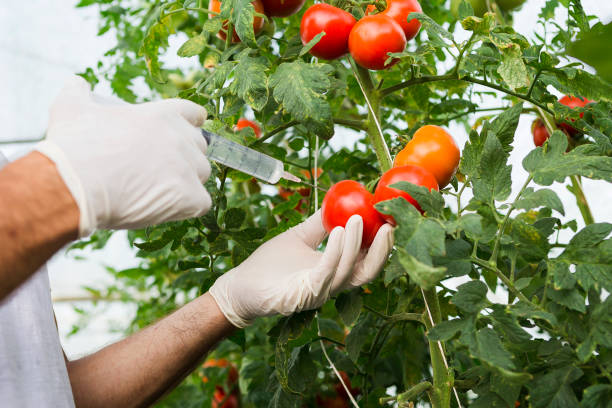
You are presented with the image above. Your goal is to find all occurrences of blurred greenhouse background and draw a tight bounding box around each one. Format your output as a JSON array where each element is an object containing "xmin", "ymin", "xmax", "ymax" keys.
[{"xmin": 1, "ymin": 1, "xmax": 611, "ymax": 359}]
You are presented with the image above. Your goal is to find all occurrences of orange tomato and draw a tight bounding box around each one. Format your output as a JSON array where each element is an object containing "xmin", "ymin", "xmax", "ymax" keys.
[
  {"xmin": 234, "ymin": 118, "xmax": 262, "ymax": 139},
  {"xmin": 393, "ymin": 125, "xmax": 460, "ymax": 188},
  {"xmin": 209, "ymin": 0, "xmax": 265, "ymax": 43},
  {"xmin": 202, "ymin": 358, "xmax": 239, "ymax": 385}
]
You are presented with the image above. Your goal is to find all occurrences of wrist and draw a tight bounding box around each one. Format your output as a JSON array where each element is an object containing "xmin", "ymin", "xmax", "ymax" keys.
[{"xmin": 201, "ymin": 292, "xmax": 239, "ymax": 333}]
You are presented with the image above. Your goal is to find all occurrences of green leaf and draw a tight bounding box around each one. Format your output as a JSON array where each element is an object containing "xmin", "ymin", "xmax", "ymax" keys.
[
  {"xmin": 548, "ymin": 260, "xmax": 576, "ymax": 290},
  {"xmin": 388, "ymin": 181, "xmax": 445, "ymax": 217},
  {"xmin": 397, "ymin": 248, "xmax": 447, "ymax": 290},
  {"xmin": 488, "ymin": 103, "xmax": 523, "ymax": 154},
  {"xmin": 529, "ymin": 366, "xmax": 583, "ymax": 408},
  {"xmin": 335, "ymin": 290, "xmax": 362, "ymax": 326},
  {"xmin": 139, "ymin": 20, "xmax": 170, "ymax": 83},
  {"xmin": 299, "ymin": 32, "xmax": 325, "ymax": 57},
  {"xmin": 224, "ymin": 208, "xmax": 246, "ymax": 229},
  {"xmin": 582, "ymin": 384, "xmax": 612, "ymax": 408},
  {"xmin": 451, "ymin": 280, "xmax": 489, "ymax": 314},
  {"xmin": 177, "ymin": 34, "xmax": 206, "ymax": 57},
  {"xmin": 468, "ymin": 327, "xmax": 516, "ymax": 371},
  {"xmin": 541, "ymin": 67, "xmax": 612, "ymax": 103},
  {"xmin": 428, "ymin": 318, "xmax": 470, "ymax": 341},
  {"xmin": 576, "ymin": 297, "xmax": 612, "ymax": 362},
  {"xmin": 546, "ymin": 287, "xmax": 586, "ymax": 313},
  {"xmin": 286, "ymin": 345, "xmax": 317, "ymax": 393},
  {"xmin": 375, "ymin": 198, "xmax": 446, "ymax": 265},
  {"xmin": 523, "ymin": 131, "xmax": 612, "ymax": 185},
  {"xmin": 410, "ymin": 12, "xmax": 452, "ymax": 47},
  {"xmin": 346, "ymin": 314, "xmax": 373, "ymax": 362},
  {"xmin": 497, "ymin": 45, "xmax": 530, "ymax": 90},
  {"xmin": 472, "ymin": 133, "xmax": 512, "ymax": 203},
  {"xmin": 489, "ymin": 304, "xmax": 532, "ymax": 345},
  {"xmin": 515, "ymin": 188, "xmax": 565, "ymax": 215},
  {"xmin": 567, "ymin": 22, "xmax": 612, "ymax": 84},
  {"xmin": 230, "ymin": 0, "xmax": 259, "ymax": 47},
  {"xmin": 229, "ymin": 50, "xmax": 269, "ymax": 110},
  {"xmin": 509, "ymin": 302, "xmax": 557, "ymax": 326},
  {"xmin": 270, "ymin": 61, "xmax": 334, "ymax": 138}
]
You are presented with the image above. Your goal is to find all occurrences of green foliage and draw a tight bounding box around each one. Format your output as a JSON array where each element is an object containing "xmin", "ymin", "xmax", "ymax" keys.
[{"xmin": 73, "ymin": 0, "xmax": 612, "ymax": 407}]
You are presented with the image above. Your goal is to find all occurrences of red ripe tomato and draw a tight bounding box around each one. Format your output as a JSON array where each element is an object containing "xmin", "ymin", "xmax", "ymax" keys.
[
  {"xmin": 300, "ymin": 4, "xmax": 356, "ymax": 60},
  {"xmin": 531, "ymin": 119, "xmax": 550, "ymax": 147},
  {"xmin": 234, "ymin": 118, "xmax": 262, "ymax": 139},
  {"xmin": 209, "ymin": 0, "xmax": 265, "ymax": 43},
  {"xmin": 558, "ymin": 95, "xmax": 592, "ymax": 136},
  {"xmin": 380, "ymin": 0, "xmax": 422, "ymax": 40},
  {"xmin": 348, "ymin": 15, "xmax": 406, "ymax": 70},
  {"xmin": 321, "ymin": 180, "xmax": 386, "ymax": 248},
  {"xmin": 212, "ymin": 387, "xmax": 239, "ymax": 408},
  {"xmin": 374, "ymin": 165, "xmax": 439, "ymax": 223},
  {"xmin": 393, "ymin": 125, "xmax": 460, "ymax": 188},
  {"xmin": 334, "ymin": 371, "xmax": 360, "ymax": 399},
  {"xmin": 261, "ymin": 0, "xmax": 305, "ymax": 17}
]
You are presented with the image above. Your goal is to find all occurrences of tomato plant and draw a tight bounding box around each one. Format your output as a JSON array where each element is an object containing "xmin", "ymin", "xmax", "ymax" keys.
[
  {"xmin": 75, "ymin": 0, "xmax": 612, "ymax": 407},
  {"xmin": 209, "ymin": 0, "xmax": 265, "ymax": 43},
  {"xmin": 558, "ymin": 95, "xmax": 592, "ymax": 136},
  {"xmin": 261, "ymin": 0, "xmax": 305, "ymax": 17},
  {"xmin": 531, "ymin": 118, "xmax": 549, "ymax": 147}
]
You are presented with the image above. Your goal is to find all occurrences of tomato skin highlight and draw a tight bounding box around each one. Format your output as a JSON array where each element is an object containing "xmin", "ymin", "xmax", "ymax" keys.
[
  {"xmin": 300, "ymin": 4, "xmax": 356, "ymax": 60},
  {"xmin": 558, "ymin": 95, "xmax": 592, "ymax": 136},
  {"xmin": 393, "ymin": 125, "xmax": 460, "ymax": 188},
  {"xmin": 349, "ymin": 15, "xmax": 406, "ymax": 70},
  {"xmin": 374, "ymin": 165, "xmax": 438, "ymax": 223},
  {"xmin": 380, "ymin": 0, "xmax": 422, "ymax": 40},
  {"xmin": 234, "ymin": 118, "xmax": 262, "ymax": 139},
  {"xmin": 210, "ymin": 0, "xmax": 265, "ymax": 43},
  {"xmin": 531, "ymin": 119, "xmax": 550, "ymax": 146},
  {"xmin": 321, "ymin": 180, "xmax": 386, "ymax": 248},
  {"xmin": 261, "ymin": 0, "xmax": 305, "ymax": 17}
]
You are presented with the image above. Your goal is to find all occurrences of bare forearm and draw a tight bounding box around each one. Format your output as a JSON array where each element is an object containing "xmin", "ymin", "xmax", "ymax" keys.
[
  {"xmin": 67, "ymin": 292, "xmax": 235, "ymax": 408},
  {"xmin": 0, "ymin": 152, "xmax": 79, "ymax": 300}
]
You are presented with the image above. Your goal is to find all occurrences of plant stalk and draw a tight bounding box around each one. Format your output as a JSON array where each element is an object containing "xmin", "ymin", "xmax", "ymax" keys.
[{"xmin": 422, "ymin": 288, "xmax": 451, "ymax": 408}]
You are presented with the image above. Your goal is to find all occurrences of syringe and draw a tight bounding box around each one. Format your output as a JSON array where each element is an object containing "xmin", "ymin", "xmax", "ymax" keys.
[{"xmin": 201, "ymin": 129, "xmax": 301, "ymax": 184}]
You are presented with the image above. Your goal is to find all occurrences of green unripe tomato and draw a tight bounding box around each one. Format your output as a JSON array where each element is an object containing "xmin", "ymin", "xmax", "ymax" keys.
[
  {"xmin": 450, "ymin": 0, "xmax": 487, "ymax": 18},
  {"xmin": 496, "ymin": 0, "xmax": 526, "ymax": 11}
]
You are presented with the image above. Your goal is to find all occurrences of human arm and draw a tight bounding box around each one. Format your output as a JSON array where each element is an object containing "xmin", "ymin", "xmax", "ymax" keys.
[
  {"xmin": 0, "ymin": 152, "xmax": 79, "ymax": 300},
  {"xmin": 65, "ymin": 212, "xmax": 393, "ymax": 407},
  {"xmin": 66, "ymin": 293, "xmax": 234, "ymax": 408},
  {"xmin": 0, "ymin": 77, "xmax": 212, "ymax": 301}
]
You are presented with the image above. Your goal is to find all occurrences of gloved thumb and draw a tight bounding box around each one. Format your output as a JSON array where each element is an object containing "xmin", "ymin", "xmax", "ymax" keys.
[{"xmin": 146, "ymin": 98, "xmax": 208, "ymax": 127}]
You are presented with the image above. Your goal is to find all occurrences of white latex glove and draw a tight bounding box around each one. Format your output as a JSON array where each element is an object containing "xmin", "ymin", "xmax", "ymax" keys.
[
  {"xmin": 209, "ymin": 211, "xmax": 394, "ymax": 328},
  {"xmin": 37, "ymin": 76, "xmax": 211, "ymax": 237}
]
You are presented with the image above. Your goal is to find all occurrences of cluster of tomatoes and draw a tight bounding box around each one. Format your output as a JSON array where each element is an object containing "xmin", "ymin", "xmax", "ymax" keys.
[
  {"xmin": 322, "ymin": 125, "xmax": 460, "ymax": 247},
  {"xmin": 531, "ymin": 95, "xmax": 592, "ymax": 147},
  {"xmin": 300, "ymin": 0, "xmax": 422, "ymax": 70}
]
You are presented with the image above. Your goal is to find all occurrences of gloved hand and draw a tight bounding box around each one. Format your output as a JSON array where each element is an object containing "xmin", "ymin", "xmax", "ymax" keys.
[
  {"xmin": 209, "ymin": 211, "xmax": 394, "ymax": 328},
  {"xmin": 37, "ymin": 76, "xmax": 211, "ymax": 237}
]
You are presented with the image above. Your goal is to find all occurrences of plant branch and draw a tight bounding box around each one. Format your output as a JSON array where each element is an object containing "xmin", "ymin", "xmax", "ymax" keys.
[
  {"xmin": 471, "ymin": 256, "xmax": 535, "ymax": 307},
  {"xmin": 252, "ymin": 120, "xmax": 299, "ymax": 145},
  {"xmin": 333, "ymin": 117, "xmax": 367, "ymax": 130}
]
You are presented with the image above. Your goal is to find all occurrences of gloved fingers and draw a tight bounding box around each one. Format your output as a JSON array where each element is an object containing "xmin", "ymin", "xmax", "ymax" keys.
[
  {"xmin": 192, "ymin": 151, "xmax": 212, "ymax": 183},
  {"xmin": 307, "ymin": 226, "xmax": 345, "ymax": 296},
  {"xmin": 182, "ymin": 184, "xmax": 213, "ymax": 219},
  {"xmin": 292, "ymin": 210, "xmax": 328, "ymax": 249},
  {"xmin": 349, "ymin": 223, "xmax": 394, "ymax": 288},
  {"xmin": 49, "ymin": 76, "xmax": 93, "ymax": 119},
  {"xmin": 330, "ymin": 215, "xmax": 363, "ymax": 294},
  {"xmin": 148, "ymin": 98, "xmax": 208, "ymax": 127}
]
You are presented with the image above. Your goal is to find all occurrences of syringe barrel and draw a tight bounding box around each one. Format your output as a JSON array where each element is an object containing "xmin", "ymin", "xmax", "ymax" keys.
[{"xmin": 201, "ymin": 129, "xmax": 284, "ymax": 184}]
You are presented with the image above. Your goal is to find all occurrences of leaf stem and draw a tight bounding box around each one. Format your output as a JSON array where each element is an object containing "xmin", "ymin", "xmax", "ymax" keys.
[
  {"xmin": 489, "ymin": 175, "xmax": 533, "ymax": 264},
  {"xmin": 471, "ymin": 256, "xmax": 535, "ymax": 307},
  {"xmin": 379, "ymin": 381, "xmax": 432, "ymax": 404}
]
